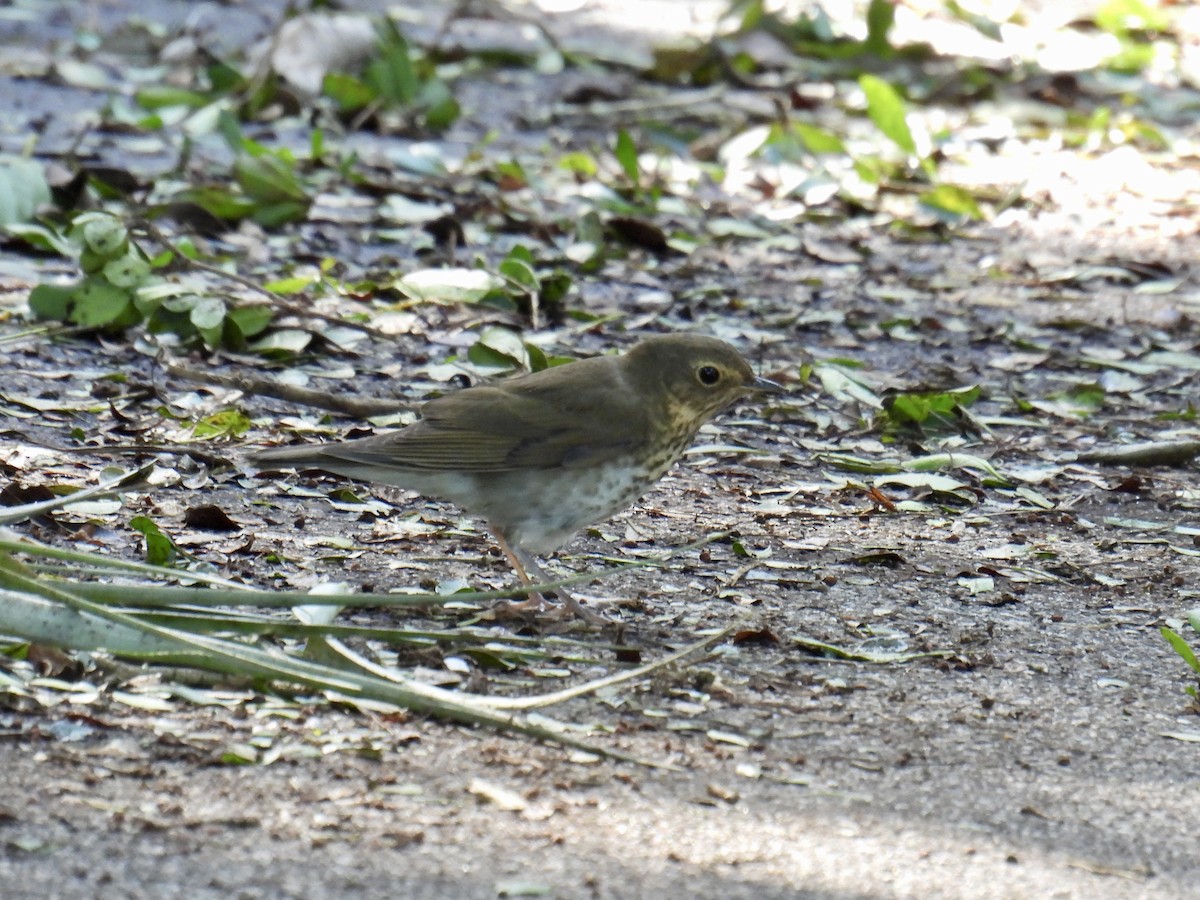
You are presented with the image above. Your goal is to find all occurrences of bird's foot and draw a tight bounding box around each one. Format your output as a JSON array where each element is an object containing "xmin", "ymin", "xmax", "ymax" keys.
[
  {"xmin": 541, "ymin": 590, "xmax": 612, "ymax": 627},
  {"xmin": 489, "ymin": 533, "xmax": 612, "ymax": 626},
  {"xmin": 488, "ymin": 592, "xmax": 552, "ymax": 619},
  {"xmin": 487, "ymin": 590, "xmax": 613, "ymax": 627}
]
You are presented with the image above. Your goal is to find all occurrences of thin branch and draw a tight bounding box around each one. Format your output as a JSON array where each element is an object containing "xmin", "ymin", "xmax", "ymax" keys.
[
  {"xmin": 1075, "ymin": 440, "xmax": 1200, "ymax": 467},
  {"xmin": 163, "ymin": 362, "xmax": 414, "ymax": 418},
  {"xmin": 137, "ymin": 220, "xmax": 389, "ymax": 340}
]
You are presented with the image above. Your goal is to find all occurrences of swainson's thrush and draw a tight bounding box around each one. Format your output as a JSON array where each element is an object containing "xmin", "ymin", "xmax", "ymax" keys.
[{"xmin": 251, "ymin": 334, "xmax": 781, "ymax": 621}]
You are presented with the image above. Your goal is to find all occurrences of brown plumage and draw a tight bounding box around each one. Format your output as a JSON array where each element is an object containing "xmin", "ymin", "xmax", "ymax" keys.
[{"xmin": 251, "ymin": 334, "xmax": 780, "ymax": 621}]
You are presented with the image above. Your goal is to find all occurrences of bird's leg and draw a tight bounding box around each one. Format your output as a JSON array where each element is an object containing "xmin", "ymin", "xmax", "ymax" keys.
[
  {"xmin": 490, "ymin": 530, "xmax": 609, "ymax": 625},
  {"xmin": 511, "ymin": 546, "xmax": 611, "ymax": 625},
  {"xmin": 490, "ymin": 529, "xmax": 549, "ymax": 614}
]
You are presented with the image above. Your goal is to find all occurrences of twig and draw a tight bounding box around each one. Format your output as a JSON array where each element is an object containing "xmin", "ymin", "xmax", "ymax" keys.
[
  {"xmin": 136, "ymin": 220, "xmax": 389, "ymax": 340},
  {"xmin": 0, "ymin": 463, "xmax": 156, "ymax": 526},
  {"xmin": 539, "ymin": 85, "xmax": 727, "ymax": 126},
  {"xmin": 0, "ymin": 324, "xmax": 96, "ymax": 345},
  {"xmin": 476, "ymin": 623, "xmax": 740, "ymax": 710},
  {"xmin": 1075, "ymin": 440, "xmax": 1200, "ymax": 467},
  {"xmin": 163, "ymin": 362, "xmax": 414, "ymax": 418},
  {"xmin": 432, "ymin": 0, "xmax": 564, "ymax": 57}
]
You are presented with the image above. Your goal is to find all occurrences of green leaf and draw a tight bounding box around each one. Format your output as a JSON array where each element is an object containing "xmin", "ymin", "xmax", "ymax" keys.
[
  {"xmin": 1142, "ymin": 350, "xmax": 1200, "ymax": 370},
  {"xmin": 367, "ymin": 20, "xmax": 418, "ymax": 104},
  {"xmin": 263, "ymin": 275, "xmax": 317, "ymax": 295},
  {"xmin": 248, "ymin": 329, "xmax": 312, "ymax": 355},
  {"xmin": 813, "ymin": 362, "xmax": 883, "ymax": 409},
  {"xmin": 468, "ymin": 326, "xmax": 527, "ymax": 370},
  {"xmin": 217, "ymin": 109, "xmax": 247, "ymax": 153},
  {"xmin": 494, "ymin": 159, "xmax": 527, "ymax": 189},
  {"xmin": 207, "ymin": 59, "xmax": 246, "ymax": 95},
  {"xmin": 134, "ymin": 86, "xmax": 211, "ymax": 110},
  {"xmin": 1063, "ymin": 383, "xmax": 1105, "ymax": 411},
  {"xmin": 875, "ymin": 472, "xmax": 974, "ymax": 499},
  {"xmin": 903, "ymin": 452, "xmax": 1006, "ymax": 482},
  {"xmin": 5, "ymin": 222, "xmax": 75, "ymax": 256},
  {"xmin": 499, "ymin": 258, "xmax": 538, "ymax": 292},
  {"xmin": 396, "ymin": 268, "xmax": 503, "ymax": 304},
  {"xmin": 251, "ymin": 200, "xmax": 309, "ymax": 228},
  {"xmin": 189, "ymin": 296, "xmax": 227, "ymax": 331},
  {"xmin": 525, "ymin": 343, "xmax": 549, "ymax": 373},
  {"xmin": 323, "ymin": 72, "xmax": 376, "ymax": 112},
  {"xmin": 1104, "ymin": 42, "xmax": 1154, "ymax": 75},
  {"xmin": 506, "ymin": 245, "xmax": 535, "ymax": 266},
  {"xmin": 28, "ymin": 283, "xmax": 77, "ymax": 320},
  {"xmin": 945, "ymin": 0, "xmax": 1004, "ymax": 41},
  {"xmin": 419, "ymin": 79, "xmax": 460, "ymax": 129},
  {"xmin": 226, "ymin": 305, "xmax": 274, "ymax": 339},
  {"xmin": 859, "ymin": 74, "xmax": 916, "ymax": 156},
  {"xmin": 177, "ymin": 186, "xmax": 259, "ymax": 222},
  {"xmin": 192, "ymin": 409, "xmax": 252, "ymax": 440},
  {"xmin": 70, "ymin": 281, "xmax": 134, "ymax": 328},
  {"xmin": 79, "ymin": 248, "xmax": 111, "ymax": 275},
  {"xmin": 79, "ymin": 215, "xmax": 128, "ymax": 257},
  {"xmin": 920, "ymin": 184, "xmax": 984, "ymax": 221},
  {"xmin": 1094, "ymin": 0, "xmax": 1169, "ymax": 36},
  {"xmin": 133, "ymin": 111, "xmax": 164, "ymax": 131},
  {"xmin": 793, "ymin": 122, "xmax": 846, "ymax": 155},
  {"xmin": 234, "ymin": 155, "xmax": 308, "ymax": 203},
  {"xmin": 129, "ymin": 515, "xmax": 178, "ymax": 567},
  {"xmin": 0, "ymin": 158, "xmax": 51, "ymax": 226},
  {"xmin": 882, "ymin": 386, "xmax": 981, "ymax": 431},
  {"xmin": 864, "ymin": 0, "xmax": 895, "ymax": 56},
  {"xmin": 852, "ymin": 156, "xmax": 887, "ymax": 185},
  {"xmin": 157, "ymin": 290, "xmax": 205, "ymax": 315},
  {"xmin": 1162, "ymin": 627, "xmax": 1200, "ymax": 675},
  {"xmin": 614, "ymin": 130, "xmax": 639, "ymax": 185},
  {"xmin": 558, "ymin": 151, "xmax": 598, "ymax": 177},
  {"xmin": 539, "ymin": 271, "xmax": 572, "ymax": 306},
  {"xmin": 102, "ymin": 252, "xmax": 151, "ymax": 288},
  {"xmin": 816, "ymin": 453, "xmax": 902, "ymax": 475},
  {"xmin": 198, "ymin": 324, "xmax": 224, "ymax": 350}
]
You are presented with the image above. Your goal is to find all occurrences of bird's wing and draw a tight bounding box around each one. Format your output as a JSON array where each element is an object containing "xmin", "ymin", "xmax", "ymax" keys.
[{"xmin": 321, "ymin": 368, "xmax": 651, "ymax": 473}]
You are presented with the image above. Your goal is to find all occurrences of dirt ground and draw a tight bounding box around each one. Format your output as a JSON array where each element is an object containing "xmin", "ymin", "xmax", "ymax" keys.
[{"xmin": 2, "ymin": 1, "xmax": 1199, "ymax": 898}]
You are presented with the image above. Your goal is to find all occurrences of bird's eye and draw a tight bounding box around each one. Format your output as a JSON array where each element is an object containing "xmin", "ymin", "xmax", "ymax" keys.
[{"xmin": 697, "ymin": 366, "xmax": 721, "ymax": 386}]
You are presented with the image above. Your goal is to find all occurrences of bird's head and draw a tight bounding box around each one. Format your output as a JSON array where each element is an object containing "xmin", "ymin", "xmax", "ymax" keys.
[{"xmin": 624, "ymin": 334, "xmax": 782, "ymax": 429}]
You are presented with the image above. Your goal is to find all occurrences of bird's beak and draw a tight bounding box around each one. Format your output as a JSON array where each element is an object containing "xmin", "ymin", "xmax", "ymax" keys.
[{"xmin": 745, "ymin": 375, "xmax": 784, "ymax": 394}]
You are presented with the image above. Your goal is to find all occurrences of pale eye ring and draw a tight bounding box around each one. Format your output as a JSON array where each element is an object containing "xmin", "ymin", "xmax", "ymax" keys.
[{"xmin": 697, "ymin": 366, "xmax": 721, "ymax": 386}]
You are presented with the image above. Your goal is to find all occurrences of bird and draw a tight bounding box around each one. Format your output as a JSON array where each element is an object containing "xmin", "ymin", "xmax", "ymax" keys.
[{"xmin": 250, "ymin": 334, "xmax": 781, "ymax": 622}]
